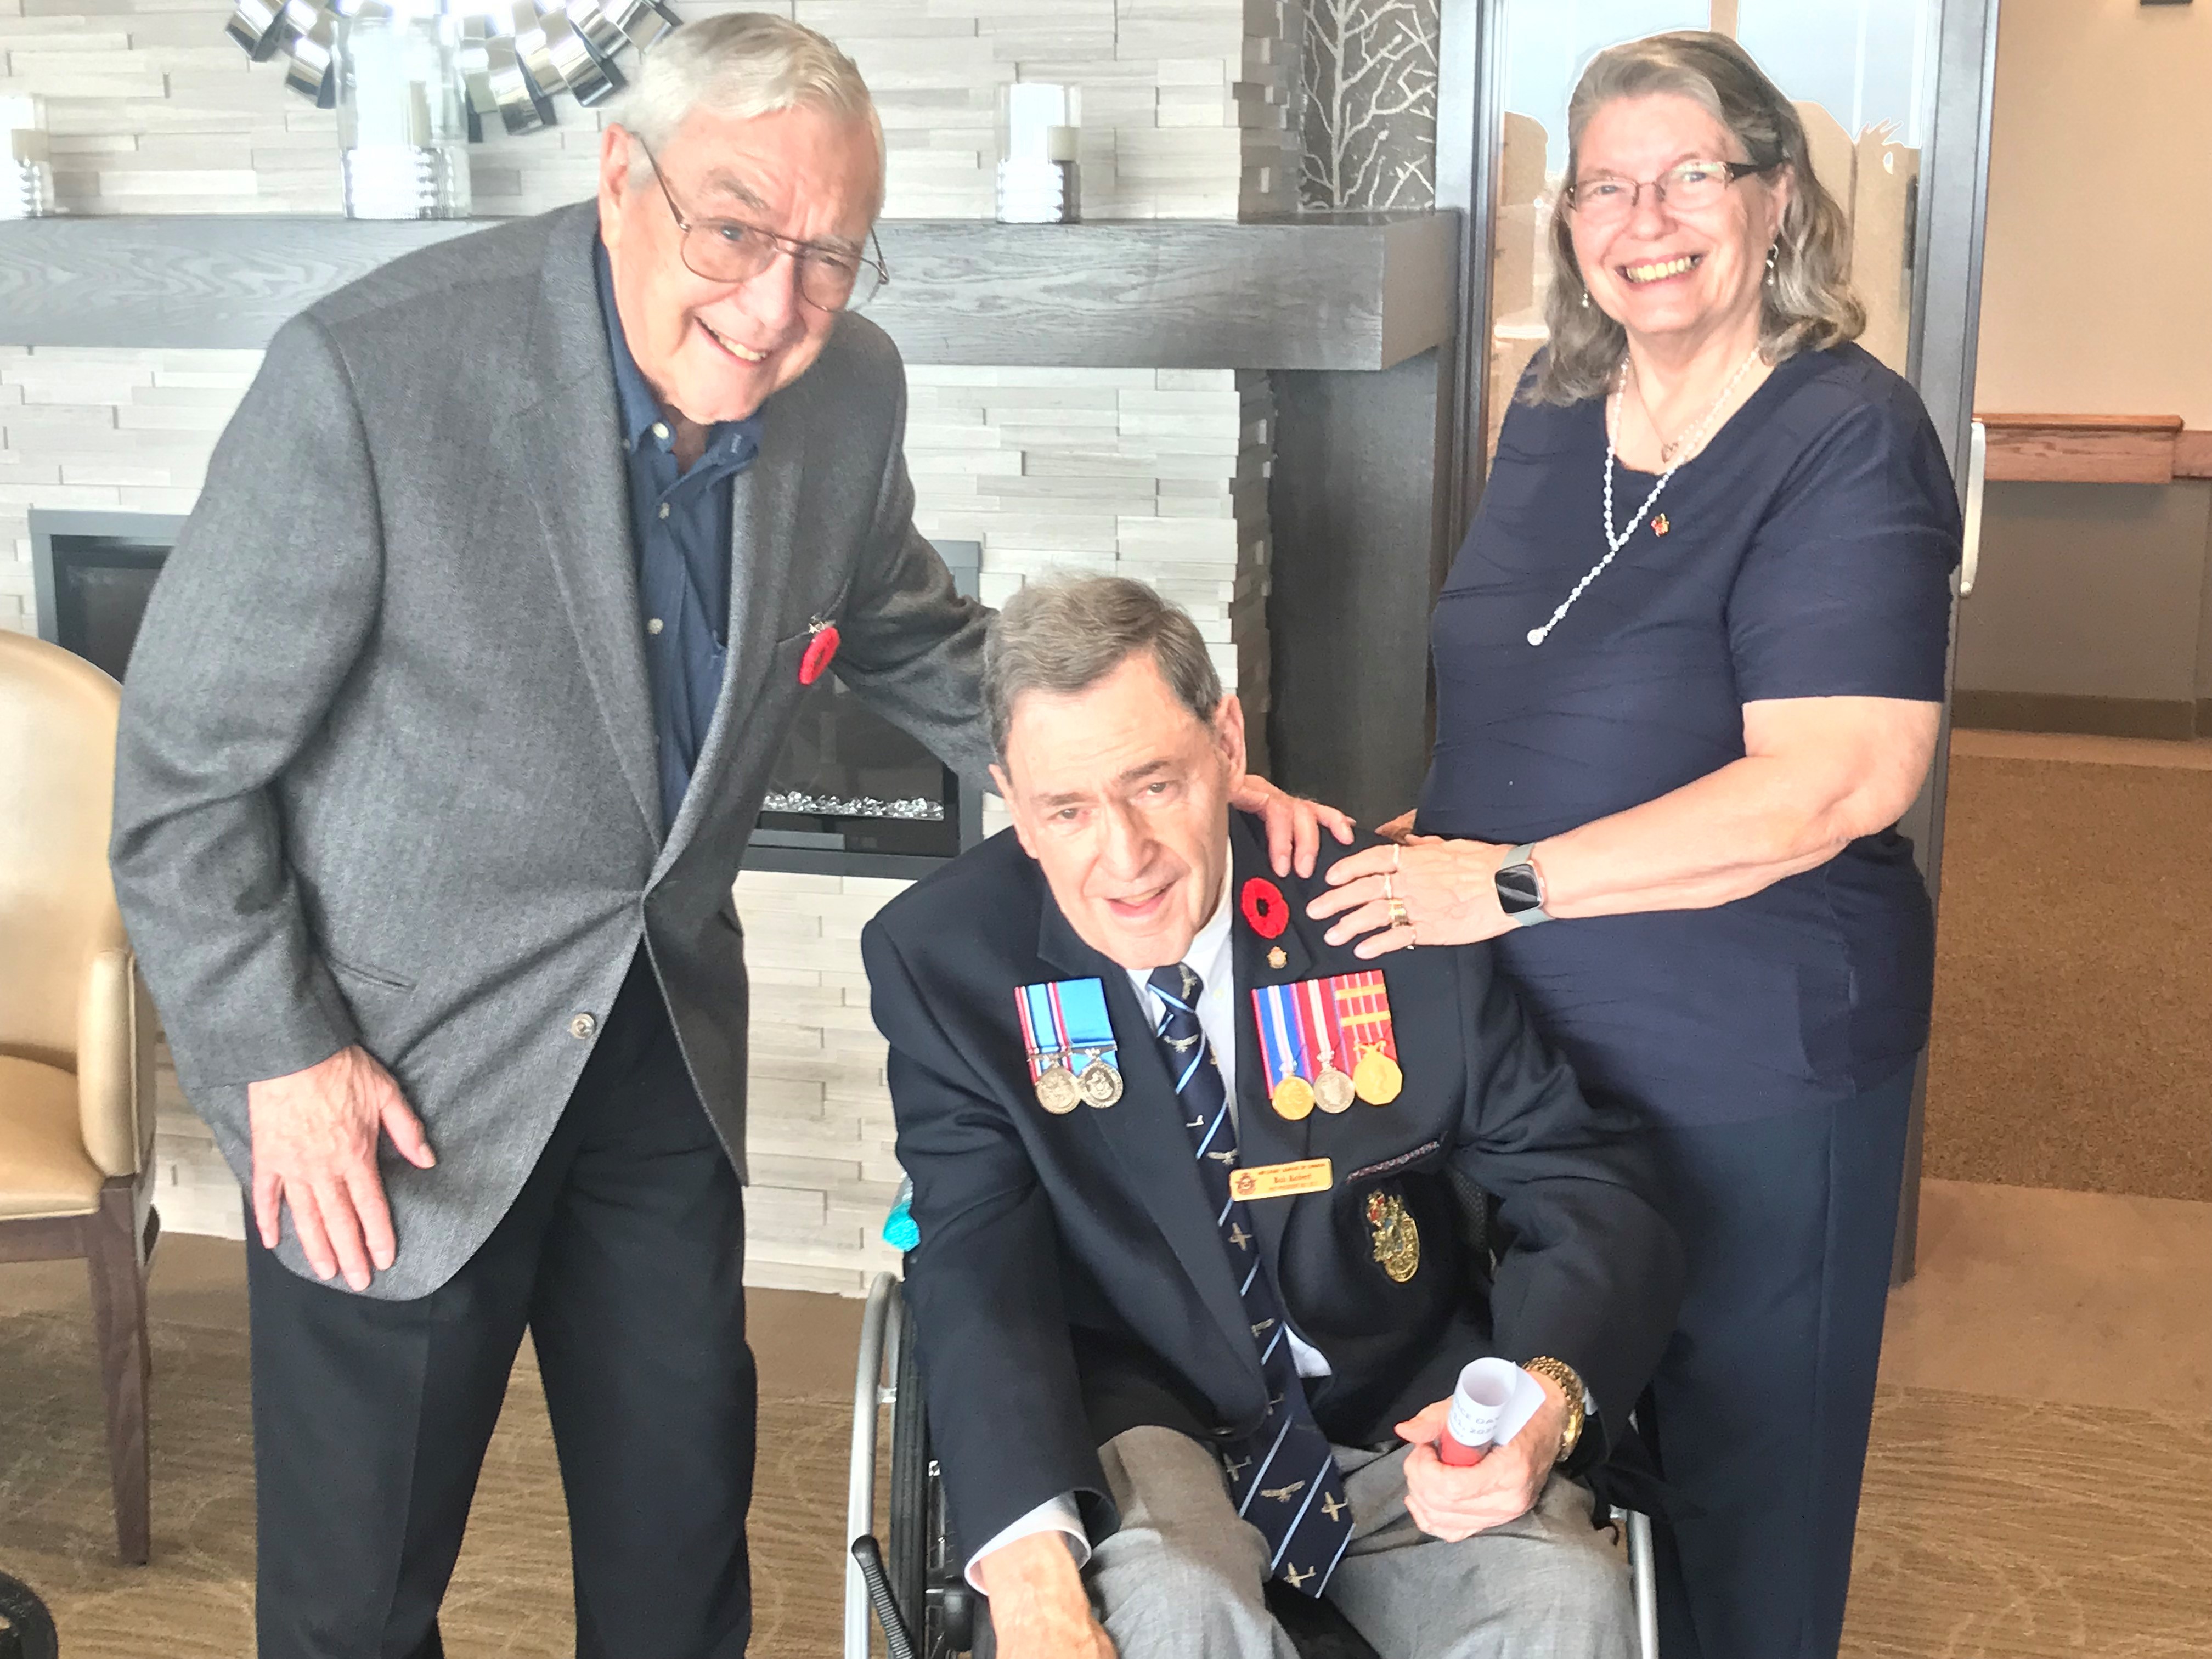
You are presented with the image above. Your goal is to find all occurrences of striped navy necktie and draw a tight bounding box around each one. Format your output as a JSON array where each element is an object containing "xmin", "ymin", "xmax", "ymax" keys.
[{"xmin": 1146, "ymin": 962, "xmax": 1354, "ymax": 1597}]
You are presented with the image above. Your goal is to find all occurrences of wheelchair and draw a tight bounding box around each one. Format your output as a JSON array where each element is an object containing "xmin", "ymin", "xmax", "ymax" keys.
[
  {"xmin": 845, "ymin": 1272, "xmax": 1661, "ymax": 1659},
  {"xmin": 0, "ymin": 1570, "xmax": 59, "ymax": 1659}
]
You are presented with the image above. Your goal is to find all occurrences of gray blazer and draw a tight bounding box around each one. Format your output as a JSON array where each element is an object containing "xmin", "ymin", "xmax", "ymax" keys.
[{"xmin": 110, "ymin": 201, "xmax": 993, "ymax": 1299}]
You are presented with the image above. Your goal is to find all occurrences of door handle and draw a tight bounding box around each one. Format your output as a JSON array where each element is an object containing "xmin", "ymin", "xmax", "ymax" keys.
[{"xmin": 1960, "ymin": 418, "xmax": 1987, "ymax": 595}]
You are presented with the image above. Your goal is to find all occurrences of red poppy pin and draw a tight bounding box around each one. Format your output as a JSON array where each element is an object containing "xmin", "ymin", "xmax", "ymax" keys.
[
  {"xmin": 1239, "ymin": 876, "xmax": 1289, "ymax": 940},
  {"xmin": 799, "ymin": 617, "xmax": 841, "ymax": 686}
]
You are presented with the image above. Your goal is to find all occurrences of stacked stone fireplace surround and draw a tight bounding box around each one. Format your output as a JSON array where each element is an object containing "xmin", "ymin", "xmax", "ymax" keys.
[{"xmin": 0, "ymin": 0, "xmax": 1302, "ymax": 1291}]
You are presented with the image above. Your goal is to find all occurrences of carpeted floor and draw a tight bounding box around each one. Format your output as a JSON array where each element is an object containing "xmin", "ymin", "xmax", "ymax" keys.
[
  {"xmin": 5, "ymin": 1292, "xmax": 2209, "ymax": 1659},
  {"xmin": 1922, "ymin": 755, "xmax": 2212, "ymax": 1203},
  {"xmin": 0, "ymin": 1301, "xmax": 857, "ymax": 1658}
]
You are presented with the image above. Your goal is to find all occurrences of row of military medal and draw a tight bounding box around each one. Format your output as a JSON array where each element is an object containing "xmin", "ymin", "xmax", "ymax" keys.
[
  {"xmin": 1013, "ymin": 970, "xmax": 1406, "ymax": 1121},
  {"xmin": 1017, "ymin": 978, "xmax": 1126, "ymax": 1115}
]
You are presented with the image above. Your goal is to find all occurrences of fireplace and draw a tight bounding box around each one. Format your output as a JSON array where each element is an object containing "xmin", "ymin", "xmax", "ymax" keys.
[
  {"xmin": 29, "ymin": 510, "xmax": 983, "ymax": 878},
  {"xmin": 744, "ymin": 538, "xmax": 985, "ymax": 879},
  {"xmin": 30, "ymin": 509, "xmax": 189, "ymax": 683}
]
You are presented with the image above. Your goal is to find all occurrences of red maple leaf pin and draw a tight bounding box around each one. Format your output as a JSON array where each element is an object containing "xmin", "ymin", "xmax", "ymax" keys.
[{"xmin": 1239, "ymin": 876, "xmax": 1289, "ymax": 940}]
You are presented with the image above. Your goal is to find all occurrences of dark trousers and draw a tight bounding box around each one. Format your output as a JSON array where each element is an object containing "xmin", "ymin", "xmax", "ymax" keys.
[
  {"xmin": 247, "ymin": 952, "xmax": 756, "ymax": 1659},
  {"xmin": 1638, "ymin": 1066, "xmax": 1916, "ymax": 1659}
]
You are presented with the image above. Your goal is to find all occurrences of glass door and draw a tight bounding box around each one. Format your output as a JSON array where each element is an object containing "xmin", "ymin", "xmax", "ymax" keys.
[{"xmin": 1441, "ymin": 0, "xmax": 2001, "ymax": 1276}]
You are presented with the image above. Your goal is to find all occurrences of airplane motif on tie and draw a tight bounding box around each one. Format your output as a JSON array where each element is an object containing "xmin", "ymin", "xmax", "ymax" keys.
[{"xmin": 1150, "ymin": 957, "xmax": 1352, "ymax": 1598}]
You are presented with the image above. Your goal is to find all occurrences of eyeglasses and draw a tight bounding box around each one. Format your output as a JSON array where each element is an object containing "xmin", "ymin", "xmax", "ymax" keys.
[
  {"xmin": 1564, "ymin": 159, "xmax": 1780, "ymax": 226},
  {"xmin": 636, "ymin": 138, "xmax": 889, "ymax": 313}
]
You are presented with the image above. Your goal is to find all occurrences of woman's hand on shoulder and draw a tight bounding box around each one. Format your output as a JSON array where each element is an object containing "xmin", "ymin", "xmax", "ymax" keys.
[{"xmin": 1305, "ymin": 831, "xmax": 1516, "ymax": 956}]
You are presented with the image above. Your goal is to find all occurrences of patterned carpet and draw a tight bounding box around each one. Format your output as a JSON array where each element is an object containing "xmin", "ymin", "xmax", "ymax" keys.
[
  {"xmin": 3, "ymin": 1300, "xmax": 2208, "ymax": 1658},
  {"xmin": 0, "ymin": 1305, "xmax": 852, "ymax": 1658},
  {"xmin": 1923, "ymin": 756, "xmax": 2212, "ymax": 1203}
]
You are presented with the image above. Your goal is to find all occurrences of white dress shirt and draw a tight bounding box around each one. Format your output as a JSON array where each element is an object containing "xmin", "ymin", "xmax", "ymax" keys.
[{"xmin": 966, "ymin": 874, "xmax": 1331, "ymax": 1588}]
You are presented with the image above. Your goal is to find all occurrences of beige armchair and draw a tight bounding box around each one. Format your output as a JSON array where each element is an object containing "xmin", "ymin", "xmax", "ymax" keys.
[{"xmin": 0, "ymin": 630, "xmax": 159, "ymax": 1565}]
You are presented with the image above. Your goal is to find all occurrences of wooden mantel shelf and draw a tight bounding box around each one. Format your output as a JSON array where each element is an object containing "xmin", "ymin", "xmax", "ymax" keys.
[
  {"xmin": 0, "ymin": 212, "xmax": 1458, "ymax": 373},
  {"xmin": 1977, "ymin": 411, "xmax": 2212, "ymax": 484}
]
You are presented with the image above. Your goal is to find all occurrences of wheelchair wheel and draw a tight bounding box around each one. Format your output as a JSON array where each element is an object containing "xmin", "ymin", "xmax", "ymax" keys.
[
  {"xmin": 885, "ymin": 1303, "xmax": 991, "ymax": 1658},
  {"xmin": 0, "ymin": 1570, "xmax": 59, "ymax": 1659}
]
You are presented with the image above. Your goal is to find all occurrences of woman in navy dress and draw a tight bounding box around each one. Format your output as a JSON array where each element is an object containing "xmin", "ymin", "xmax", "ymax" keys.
[{"xmin": 1310, "ymin": 33, "xmax": 1959, "ymax": 1659}]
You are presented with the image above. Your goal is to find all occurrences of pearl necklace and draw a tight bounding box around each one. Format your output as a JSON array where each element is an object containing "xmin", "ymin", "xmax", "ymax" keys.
[{"xmin": 1525, "ymin": 346, "xmax": 1764, "ymax": 647}]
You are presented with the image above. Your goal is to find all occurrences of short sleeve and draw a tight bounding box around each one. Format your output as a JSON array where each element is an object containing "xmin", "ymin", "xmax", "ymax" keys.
[{"xmin": 1729, "ymin": 390, "xmax": 1961, "ymax": 704}]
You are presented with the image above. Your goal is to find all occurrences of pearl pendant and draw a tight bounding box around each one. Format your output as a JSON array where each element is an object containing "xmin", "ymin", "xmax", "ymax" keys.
[{"xmin": 1526, "ymin": 626, "xmax": 1547, "ymax": 646}]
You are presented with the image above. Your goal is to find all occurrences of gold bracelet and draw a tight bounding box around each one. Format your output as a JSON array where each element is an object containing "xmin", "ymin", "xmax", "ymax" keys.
[{"xmin": 1522, "ymin": 1355, "xmax": 1588, "ymax": 1465}]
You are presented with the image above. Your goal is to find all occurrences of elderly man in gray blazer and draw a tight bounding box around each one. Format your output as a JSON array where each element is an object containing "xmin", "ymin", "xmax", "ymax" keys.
[{"xmin": 110, "ymin": 14, "xmax": 1339, "ymax": 1658}]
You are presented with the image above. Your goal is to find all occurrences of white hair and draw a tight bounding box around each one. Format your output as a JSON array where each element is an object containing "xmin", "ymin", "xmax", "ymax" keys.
[{"xmin": 610, "ymin": 12, "xmax": 883, "ymax": 205}]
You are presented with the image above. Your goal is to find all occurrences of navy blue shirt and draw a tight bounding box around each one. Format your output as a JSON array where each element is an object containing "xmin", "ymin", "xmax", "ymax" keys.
[
  {"xmin": 594, "ymin": 241, "xmax": 765, "ymax": 831},
  {"xmin": 1418, "ymin": 344, "xmax": 1960, "ymax": 1126}
]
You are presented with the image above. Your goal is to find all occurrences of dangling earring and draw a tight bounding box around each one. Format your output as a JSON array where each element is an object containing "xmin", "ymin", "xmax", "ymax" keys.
[
  {"xmin": 1581, "ymin": 289, "xmax": 1591, "ymax": 310},
  {"xmin": 1765, "ymin": 241, "xmax": 1779, "ymax": 287}
]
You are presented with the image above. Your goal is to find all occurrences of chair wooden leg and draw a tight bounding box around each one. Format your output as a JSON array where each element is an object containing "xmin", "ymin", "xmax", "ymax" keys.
[{"xmin": 83, "ymin": 1177, "xmax": 151, "ymax": 1566}]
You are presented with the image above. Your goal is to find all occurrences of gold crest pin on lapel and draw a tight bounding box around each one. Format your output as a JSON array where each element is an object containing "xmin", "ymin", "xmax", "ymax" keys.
[{"xmin": 1367, "ymin": 1190, "xmax": 1419, "ymax": 1283}]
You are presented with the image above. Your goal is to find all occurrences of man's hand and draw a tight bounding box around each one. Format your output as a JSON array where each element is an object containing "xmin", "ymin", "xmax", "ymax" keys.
[
  {"xmin": 247, "ymin": 1045, "xmax": 435, "ymax": 1291},
  {"xmin": 974, "ymin": 1531, "xmax": 1115, "ymax": 1659},
  {"xmin": 1228, "ymin": 774, "xmax": 1356, "ymax": 879},
  {"xmin": 1392, "ymin": 1372, "xmax": 1570, "ymax": 1542}
]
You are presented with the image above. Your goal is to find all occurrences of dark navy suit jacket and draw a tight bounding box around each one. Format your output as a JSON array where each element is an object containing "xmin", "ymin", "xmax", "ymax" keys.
[{"xmin": 862, "ymin": 812, "xmax": 1684, "ymax": 1554}]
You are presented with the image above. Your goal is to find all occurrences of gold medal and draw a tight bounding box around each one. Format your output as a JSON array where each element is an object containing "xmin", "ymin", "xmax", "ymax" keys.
[
  {"xmin": 1034, "ymin": 1062, "xmax": 1081, "ymax": 1115},
  {"xmin": 1313, "ymin": 1066, "xmax": 1356, "ymax": 1114},
  {"xmin": 1267, "ymin": 946, "xmax": 1287, "ymax": 971},
  {"xmin": 1353, "ymin": 1047, "xmax": 1402, "ymax": 1106},
  {"xmin": 1077, "ymin": 1056, "xmax": 1124, "ymax": 1108},
  {"xmin": 1271, "ymin": 1076, "xmax": 1316, "ymax": 1121},
  {"xmin": 1366, "ymin": 1190, "xmax": 1419, "ymax": 1283}
]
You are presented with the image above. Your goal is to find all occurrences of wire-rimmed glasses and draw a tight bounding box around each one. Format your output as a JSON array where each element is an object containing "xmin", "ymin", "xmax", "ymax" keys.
[
  {"xmin": 637, "ymin": 138, "xmax": 889, "ymax": 313},
  {"xmin": 1564, "ymin": 159, "xmax": 1780, "ymax": 227}
]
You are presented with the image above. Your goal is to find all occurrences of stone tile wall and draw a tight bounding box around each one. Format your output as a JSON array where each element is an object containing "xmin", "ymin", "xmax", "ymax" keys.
[
  {"xmin": 7, "ymin": 345, "xmax": 1277, "ymax": 1292},
  {"xmin": 2, "ymin": 0, "xmax": 1291, "ymax": 1291},
  {"xmin": 0, "ymin": 0, "xmax": 1299, "ymax": 219}
]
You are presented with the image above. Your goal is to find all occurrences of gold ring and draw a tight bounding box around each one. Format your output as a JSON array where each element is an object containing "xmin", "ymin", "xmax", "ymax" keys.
[
  {"xmin": 1383, "ymin": 872, "xmax": 1396, "ymax": 902},
  {"xmin": 1388, "ymin": 898, "xmax": 1409, "ymax": 929}
]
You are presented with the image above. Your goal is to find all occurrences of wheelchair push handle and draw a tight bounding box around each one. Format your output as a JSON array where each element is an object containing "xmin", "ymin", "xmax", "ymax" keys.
[{"xmin": 850, "ymin": 1534, "xmax": 918, "ymax": 1659}]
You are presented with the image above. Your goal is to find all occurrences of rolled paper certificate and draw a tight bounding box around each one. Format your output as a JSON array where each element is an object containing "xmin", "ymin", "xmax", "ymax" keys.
[{"xmin": 1438, "ymin": 1357, "xmax": 1549, "ymax": 1466}]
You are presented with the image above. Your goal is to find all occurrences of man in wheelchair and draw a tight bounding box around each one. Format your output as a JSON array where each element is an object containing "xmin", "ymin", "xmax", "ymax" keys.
[{"xmin": 861, "ymin": 575, "xmax": 1683, "ymax": 1659}]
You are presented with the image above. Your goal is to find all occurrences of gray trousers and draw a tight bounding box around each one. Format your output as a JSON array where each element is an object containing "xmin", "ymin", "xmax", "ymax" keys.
[{"xmin": 1086, "ymin": 1426, "xmax": 1634, "ymax": 1659}]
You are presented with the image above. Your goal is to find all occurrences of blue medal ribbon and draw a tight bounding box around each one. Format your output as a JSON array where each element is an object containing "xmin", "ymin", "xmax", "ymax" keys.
[
  {"xmin": 1056, "ymin": 977, "xmax": 1116, "ymax": 1074},
  {"xmin": 1252, "ymin": 982, "xmax": 1311, "ymax": 1092}
]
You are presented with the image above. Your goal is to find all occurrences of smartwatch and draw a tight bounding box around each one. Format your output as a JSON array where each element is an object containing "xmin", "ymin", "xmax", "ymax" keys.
[{"xmin": 1494, "ymin": 843, "xmax": 1554, "ymax": 927}]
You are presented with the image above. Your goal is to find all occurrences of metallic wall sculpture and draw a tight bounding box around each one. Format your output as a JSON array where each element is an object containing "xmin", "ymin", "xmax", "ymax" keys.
[
  {"xmin": 1300, "ymin": 0, "xmax": 1441, "ymax": 210},
  {"xmin": 225, "ymin": 0, "xmax": 679, "ymax": 127}
]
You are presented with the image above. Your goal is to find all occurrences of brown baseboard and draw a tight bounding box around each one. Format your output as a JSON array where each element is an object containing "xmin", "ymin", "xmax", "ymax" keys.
[{"xmin": 1953, "ymin": 690, "xmax": 2203, "ymax": 740}]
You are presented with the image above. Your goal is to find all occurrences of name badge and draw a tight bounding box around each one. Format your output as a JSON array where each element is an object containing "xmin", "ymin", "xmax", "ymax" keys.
[{"xmin": 1229, "ymin": 1158, "xmax": 1334, "ymax": 1201}]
